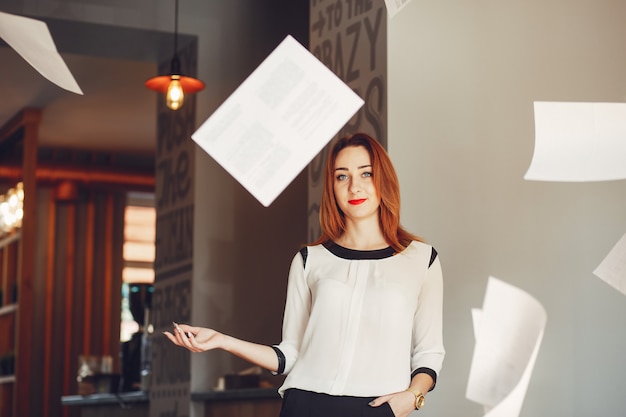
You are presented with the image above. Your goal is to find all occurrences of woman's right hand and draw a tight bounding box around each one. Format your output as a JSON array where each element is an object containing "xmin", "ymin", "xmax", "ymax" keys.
[
  {"xmin": 163, "ymin": 322, "xmax": 280, "ymax": 373},
  {"xmin": 163, "ymin": 322, "xmax": 225, "ymax": 352}
]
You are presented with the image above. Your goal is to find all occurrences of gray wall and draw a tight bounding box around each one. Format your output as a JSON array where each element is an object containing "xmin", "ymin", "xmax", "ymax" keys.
[
  {"xmin": 389, "ymin": 1, "xmax": 626, "ymax": 416},
  {"xmin": 188, "ymin": 3, "xmax": 309, "ymax": 413}
]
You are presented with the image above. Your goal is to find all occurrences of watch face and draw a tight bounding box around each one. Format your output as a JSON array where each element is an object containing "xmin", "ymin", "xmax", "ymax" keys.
[{"xmin": 417, "ymin": 395, "xmax": 425, "ymax": 409}]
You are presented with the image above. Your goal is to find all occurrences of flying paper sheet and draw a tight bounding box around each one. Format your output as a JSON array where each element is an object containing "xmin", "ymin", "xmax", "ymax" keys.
[
  {"xmin": 593, "ymin": 232, "xmax": 626, "ymax": 296},
  {"xmin": 467, "ymin": 277, "xmax": 547, "ymax": 417},
  {"xmin": 524, "ymin": 101, "xmax": 626, "ymax": 182},
  {"xmin": 192, "ymin": 35, "xmax": 364, "ymax": 207},
  {"xmin": 384, "ymin": 0, "xmax": 412, "ymax": 18},
  {"xmin": 0, "ymin": 11, "xmax": 83, "ymax": 95}
]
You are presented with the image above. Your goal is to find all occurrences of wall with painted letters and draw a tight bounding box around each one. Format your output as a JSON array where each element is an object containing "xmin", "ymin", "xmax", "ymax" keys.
[
  {"xmin": 151, "ymin": 40, "xmax": 198, "ymax": 417},
  {"xmin": 308, "ymin": 0, "xmax": 387, "ymax": 241}
]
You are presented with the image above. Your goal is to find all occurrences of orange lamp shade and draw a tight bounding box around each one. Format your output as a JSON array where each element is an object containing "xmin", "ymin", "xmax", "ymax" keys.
[{"xmin": 144, "ymin": 74, "xmax": 205, "ymax": 94}]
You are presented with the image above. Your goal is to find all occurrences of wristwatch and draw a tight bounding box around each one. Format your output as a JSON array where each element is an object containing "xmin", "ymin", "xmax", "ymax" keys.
[{"xmin": 406, "ymin": 387, "xmax": 425, "ymax": 410}]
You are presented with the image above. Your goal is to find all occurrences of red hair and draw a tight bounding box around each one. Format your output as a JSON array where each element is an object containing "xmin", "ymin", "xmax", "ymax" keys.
[{"xmin": 312, "ymin": 133, "xmax": 422, "ymax": 252}]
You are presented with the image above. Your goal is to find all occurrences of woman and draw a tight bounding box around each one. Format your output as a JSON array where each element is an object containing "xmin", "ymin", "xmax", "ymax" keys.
[{"xmin": 164, "ymin": 133, "xmax": 445, "ymax": 417}]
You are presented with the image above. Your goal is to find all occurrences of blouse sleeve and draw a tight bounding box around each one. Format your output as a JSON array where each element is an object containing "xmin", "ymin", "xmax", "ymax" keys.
[
  {"xmin": 411, "ymin": 249, "xmax": 445, "ymax": 386},
  {"xmin": 273, "ymin": 249, "xmax": 311, "ymax": 375}
]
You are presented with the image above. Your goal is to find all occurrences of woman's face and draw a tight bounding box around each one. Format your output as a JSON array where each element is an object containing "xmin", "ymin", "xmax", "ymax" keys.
[{"xmin": 333, "ymin": 145, "xmax": 380, "ymax": 223}]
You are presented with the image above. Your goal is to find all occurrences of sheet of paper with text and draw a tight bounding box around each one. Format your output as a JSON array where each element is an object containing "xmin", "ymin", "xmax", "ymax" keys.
[
  {"xmin": 0, "ymin": 11, "xmax": 83, "ymax": 94},
  {"xmin": 467, "ymin": 277, "xmax": 547, "ymax": 417},
  {"xmin": 191, "ymin": 35, "xmax": 364, "ymax": 207},
  {"xmin": 594, "ymin": 232, "xmax": 626, "ymax": 296},
  {"xmin": 524, "ymin": 101, "xmax": 626, "ymax": 182}
]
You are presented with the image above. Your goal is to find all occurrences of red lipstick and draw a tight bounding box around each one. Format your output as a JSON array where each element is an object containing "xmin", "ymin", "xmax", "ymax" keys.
[{"xmin": 348, "ymin": 199, "xmax": 366, "ymax": 205}]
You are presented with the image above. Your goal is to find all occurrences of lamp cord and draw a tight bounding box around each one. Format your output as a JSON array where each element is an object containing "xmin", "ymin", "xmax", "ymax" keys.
[{"xmin": 173, "ymin": 0, "xmax": 179, "ymax": 56}]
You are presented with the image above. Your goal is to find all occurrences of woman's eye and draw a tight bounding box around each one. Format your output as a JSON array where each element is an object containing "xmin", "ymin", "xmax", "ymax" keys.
[
  {"xmin": 336, "ymin": 174, "xmax": 348, "ymax": 181},
  {"xmin": 362, "ymin": 172, "xmax": 373, "ymax": 178}
]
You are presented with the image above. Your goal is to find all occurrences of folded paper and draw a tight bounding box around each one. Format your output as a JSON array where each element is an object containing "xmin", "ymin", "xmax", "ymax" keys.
[
  {"xmin": 467, "ymin": 277, "xmax": 547, "ymax": 417},
  {"xmin": 594, "ymin": 232, "xmax": 626, "ymax": 296},
  {"xmin": 0, "ymin": 11, "xmax": 83, "ymax": 95},
  {"xmin": 384, "ymin": 0, "xmax": 412, "ymax": 18}
]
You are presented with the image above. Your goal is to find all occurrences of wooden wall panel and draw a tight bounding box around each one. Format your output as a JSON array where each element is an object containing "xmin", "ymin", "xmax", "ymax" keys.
[
  {"xmin": 39, "ymin": 189, "xmax": 126, "ymax": 417},
  {"xmin": 1, "ymin": 108, "xmax": 151, "ymax": 417},
  {"xmin": 83, "ymin": 197, "xmax": 95, "ymax": 355}
]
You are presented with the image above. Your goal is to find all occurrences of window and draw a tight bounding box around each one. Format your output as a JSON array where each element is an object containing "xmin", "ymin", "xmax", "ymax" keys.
[{"xmin": 120, "ymin": 192, "xmax": 155, "ymax": 343}]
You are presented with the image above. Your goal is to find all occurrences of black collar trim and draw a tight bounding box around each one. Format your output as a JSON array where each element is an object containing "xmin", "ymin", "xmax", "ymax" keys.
[{"xmin": 323, "ymin": 241, "xmax": 396, "ymax": 260}]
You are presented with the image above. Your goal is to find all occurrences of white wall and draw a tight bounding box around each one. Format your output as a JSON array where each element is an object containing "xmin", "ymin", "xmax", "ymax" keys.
[{"xmin": 389, "ymin": 1, "xmax": 626, "ymax": 416}]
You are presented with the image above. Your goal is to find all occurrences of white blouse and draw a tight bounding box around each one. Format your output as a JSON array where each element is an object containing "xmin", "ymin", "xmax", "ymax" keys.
[{"xmin": 274, "ymin": 240, "xmax": 445, "ymax": 397}]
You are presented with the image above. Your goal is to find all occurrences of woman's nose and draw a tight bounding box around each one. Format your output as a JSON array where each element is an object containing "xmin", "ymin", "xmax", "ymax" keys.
[{"xmin": 349, "ymin": 177, "xmax": 361, "ymax": 193}]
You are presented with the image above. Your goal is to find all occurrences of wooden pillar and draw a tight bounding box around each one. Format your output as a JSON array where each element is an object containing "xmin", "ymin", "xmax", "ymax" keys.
[
  {"xmin": 58, "ymin": 183, "xmax": 78, "ymax": 417},
  {"xmin": 15, "ymin": 108, "xmax": 41, "ymax": 417}
]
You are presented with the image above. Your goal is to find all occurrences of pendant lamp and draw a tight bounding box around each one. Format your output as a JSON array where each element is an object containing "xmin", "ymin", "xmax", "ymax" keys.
[{"xmin": 145, "ymin": 0, "xmax": 204, "ymax": 110}]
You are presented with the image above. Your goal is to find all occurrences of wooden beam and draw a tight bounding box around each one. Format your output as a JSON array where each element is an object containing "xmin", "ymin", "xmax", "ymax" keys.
[
  {"xmin": 0, "ymin": 109, "xmax": 40, "ymax": 145},
  {"xmin": 0, "ymin": 165, "xmax": 154, "ymax": 191}
]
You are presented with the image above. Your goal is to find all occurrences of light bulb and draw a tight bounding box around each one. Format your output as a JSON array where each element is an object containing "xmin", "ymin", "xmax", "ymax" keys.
[
  {"xmin": 8, "ymin": 191, "xmax": 18, "ymax": 208},
  {"xmin": 166, "ymin": 76, "xmax": 184, "ymax": 110},
  {"xmin": 16, "ymin": 182, "xmax": 24, "ymax": 201}
]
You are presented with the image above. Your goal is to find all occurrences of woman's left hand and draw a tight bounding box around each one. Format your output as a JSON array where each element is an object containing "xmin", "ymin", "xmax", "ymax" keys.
[{"xmin": 369, "ymin": 390, "xmax": 416, "ymax": 417}]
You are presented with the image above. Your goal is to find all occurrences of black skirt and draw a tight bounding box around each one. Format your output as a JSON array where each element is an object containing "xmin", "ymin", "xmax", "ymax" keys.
[{"xmin": 279, "ymin": 389, "xmax": 396, "ymax": 417}]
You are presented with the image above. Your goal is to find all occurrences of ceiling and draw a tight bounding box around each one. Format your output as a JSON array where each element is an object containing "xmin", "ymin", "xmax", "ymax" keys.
[
  {"xmin": 0, "ymin": 47, "xmax": 157, "ymax": 153},
  {"xmin": 0, "ymin": 16, "xmax": 196, "ymax": 154}
]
